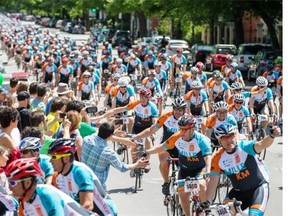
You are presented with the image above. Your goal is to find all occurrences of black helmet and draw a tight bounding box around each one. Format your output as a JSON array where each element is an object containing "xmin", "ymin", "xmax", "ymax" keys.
[
  {"xmin": 48, "ymin": 138, "xmax": 76, "ymax": 155},
  {"xmin": 178, "ymin": 114, "xmax": 197, "ymax": 128},
  {"xmin": 172, "ymin": 97, "xmax": 187, "ymax": 109}
]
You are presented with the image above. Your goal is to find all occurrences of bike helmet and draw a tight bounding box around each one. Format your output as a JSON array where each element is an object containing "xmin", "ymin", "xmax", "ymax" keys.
[
  {"xmin": 178, "ymin": 114, "xmax": 196, "ymax": 128},
  {"xmin": 214, "ymin": 124, "xmax": 237, "ymax": 140},
  {"xmin": 118, "ymin": 77, "xmax": 129, "ymax": 87},
  {"xmin": 88, "ymin": 65, "xmax": 94, "ymax": 71},
  {"xmin": 212, "ymin": 70, "xmax": 221, "ymax": 78},
  {"xmin": 213, "ymin": 101, "xmax": 229, "ymax": 111},
  {"xmin": 172, "ymin": 97, "xmax": 187, "ymax": 109},
  {"xmin": 190, "ymin": 66, "xmax": 199, "ymax": 74},
  {"xmin": 233, "ymin": 93, "xmax": 245, "ymax": 103},
  {"xmin": 148, "ymin": 69, "xmax": 156, "ymax": 76},
  {"xmin": 196, "ymin": 62, "xmax": 204, "ymax": 69},
  {"xmin": 191, "ymin": 80, "xmax": 203, "ymax": 89},
  {"xmin": 214, "ymin": 72, "xmax": 224, "ymax": 81},
  {"xmin": 230, "ymin": 82, "xmax": 243, "ymax": 91},
  {"xmin": 5, "ymin": 158, "xmax": 43, "ymax": 180},
  {"xmin": 62, "ymin": 58, "xmax": 69, "ymax": 63},
  {"xmin": 82, "ymin": 50, "xmax": 89, "ymax": 56},
  {"xmin": 139, "ymin": 88, "xmax": 152, "ymax": 98},
  {"xmin": 116, "ymin": 58, "xmax": 123, "ymax": 63},
  {"xmin": 226, "ymin": 54, "xmax": 234, "ymax": 61},
  {"xmin": 256, "ymin": 76, "xmax": 268, "ymax": 87},
  {"xmin": 155, "ymin": 62, "xmax": 162, "ymax": 67},
  {"xmin": 48, "ymin": 138, "xmax": 76, "ymax": 155},
  {"xmin": 147, "ymin": 50, "xmax": 153, "ymax": 55},
  {"xmin": 82, "ymin": 71, "xmax": 91, "ymax": 77},
  {"xmin": 230, "ymin": 62, "xmax": 238, "ymax": 68},
  {"xmin": 176, "ymin": 48, "xmax": 183, "ymax": 53},
  {"xmin": 113, "ymin": 73, "xmax": 121, "ymax": 79},
  {"xmin": 74, "ymin": 50, "xmax": 80, "ymax": 55},
  {"xmin": 19, "ymin": 137, "xmax": 41, "ymax": 151}
]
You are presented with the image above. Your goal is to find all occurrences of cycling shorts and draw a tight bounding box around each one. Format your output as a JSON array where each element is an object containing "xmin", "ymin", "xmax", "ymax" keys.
[
  {"xmin": 35, "ymin": 62, "xmax": 42, "ymax": 69},
  {"xmin": 224, "ymin": 182, "xmax": 269, "ymax": 216},
  {"xmin": 253, "ymin": 103, "xmax": 266, "ymax": 115},
  {"xmin": 132, "ymin": 125, "xmax": 150, "ymax": 134},
  {"xmin": 177, "ymin": 167, "xmax": 205, "ymax": 188},
  {"xmin": 24, "ymin": 57, "xmax": 31, "ymax": 63}
]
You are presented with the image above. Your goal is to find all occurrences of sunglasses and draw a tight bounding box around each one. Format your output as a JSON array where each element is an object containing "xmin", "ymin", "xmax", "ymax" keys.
[
  {"xmin": 83, "ymin": 76, "xmax": 90, "ymax": 79},
  {"xmin": 50, "ymin": 153, "xmax": 71, "ymax": 160},
  {"xmin": 220, "ymin": 133, "xmax": 236, "ymax": 141},
  {"xmin": 21, "ymin": 149, "xmax": 32, "ymax": 155},
  {"xmin": 234, "ymin": 101, "xmax": 243, "ymax": 104},
  {"xmin": 234, "ymin": 89, "xmax": 242, "ymax": 91},
  {"xmin": 120, "ymin": 86, "xmax": 127, "ymax": 88},
  {"xmin": 216, "ymin": 111, "xmax": 227, "ymax": 114},
  {"xmin": 174, "ymin": 108, "xmax": 185, "ymax": 112},
  {"xmin": 9, "ymin": 177, "xmax": 32, "ymax": 187},
  {"xmin": 114, "ymin": 79, "xmax": 119, "ymax": 81},
  {"xmin": 179, "ymin": 127, "xmax": 192, "ymax": 132}
]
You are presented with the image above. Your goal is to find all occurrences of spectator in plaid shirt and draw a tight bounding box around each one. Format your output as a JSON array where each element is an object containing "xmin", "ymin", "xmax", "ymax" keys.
[{"xmin": 81, "ymin": 122, "xmax": 149, "ymax": 190}]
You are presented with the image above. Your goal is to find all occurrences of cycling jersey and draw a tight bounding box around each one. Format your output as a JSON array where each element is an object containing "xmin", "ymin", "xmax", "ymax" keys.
[
  {"xmin": 52, "ymin": 161, "xmax": 117, "ymax": 216},
  {"xmin": 221, "ymin": 64, "xmax": 231, "ymax": 75},
  {"xmin": 225, "ymin": 69, "xmax": 243, "ymax": 85},
  {"xmin": 126, "ymin": 100, "xmax": 158, "ymax": 128},
  {"xmin": 105, "ymin": 83, "xmax": 116, "ymax": 107},
  {"xmin": 18, "ymin": 184, "xmax": 93, "ymax": 216},
  {"xmin": 38, "ymin": 154, "xmax": 54, "ymax": 181},
  {"xmin": 209, "ymin": 80, "xmax": 230, "ymax": 102},
  {"xmin": 112, "ymin": 64, "xmax": 127, "ymax": 75},
  {"xmin": 228, "ymin": 105, "xmax": 250, "ymax": 130},
  {"xmin": 206, "ymin": 113, "xmax": 237, "ymax": 133},
  {"xmin": 158, "ymin": 61, "xmax": 171, "ymax": 73},
  {"xmin": 0, "ymin": 192, "xmax": 18, "ymax": 215},
  {"xmin": 57, "ymin": 65, "xmax": 73, "ymax": 84},
  {"xmin": 250, "ymin": 86, "xmax": 273, "ymax": 114},
  {"xmin": 127, "ymin": 57, "xmax": 141, "ymax": 74},
  {"xmin": 91, "ymin": 69, "xmax": 101, "ymax": 85},
  {"xmin": 197, "ymin": 72, "xmax": 207, "ymax": 84},
  {"xmin": 78, "ymin": 81, "xmax": 95, "ymax": 100},
  {"xmin": 171, "ymin": 54, "xmax": 187, "ymax": 66},
  {"xmin": 69, "ymin": 61, "xmax": 80, "ymax": 77},
  {"xmin": 111, "ymin": 85, "xmax": 135, "ymax": 107},
  {"xmin": 183, "ymin": 72, "xmax": 201, "ymax": 93},
  {"xmin": 164, "ymin": 131, "xmax": 212, "ymax": 171},
  {"xmin": 210, "ymin": 140, "xmax": 269, "ymax": 191},
  {"xmin": 184, "ymin": 89, "xmax": 208, "ymax": 115},
  {"xmin": 143, "ymin": 56, "xmax": 156, "ymax": 69},
  {"xmin": 226, "ymin": 92, "xmax": 251, "ymax": 105},
  {"xmin": 142, "ymin": 77, "xmax": 163, "ymax": 97},
  {"xmin": 155, "ymin": 111, "xmax": 178, "ymax": 143},
  {"xmin": 155, "ymin": 69, "xmax": 168, "ymax": 90},
  {"xmin": 42, "ymin": 63, "xmax": 57, "ymax": 83},
  {"xmin": 277, "ymin": 76, "xmax": 283, "ymax": 96},
  {"xmin": 263, "ymin": 71, "xmax": 279, "ymax": 85},
  {"xmin": 80, "ymin": 57, "xmax": 92, "ymax": 72}
]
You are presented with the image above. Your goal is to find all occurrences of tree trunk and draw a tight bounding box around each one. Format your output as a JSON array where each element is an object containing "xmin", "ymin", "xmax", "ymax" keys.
[
  {"xmin": 135, "ymin": 11, "xmax": 147, "ymax": 38},
  {"xmin": 233, "ymin": 10, "xmax": 244, "ymax": 46},
  {"xmin": 209, "ymin": 19, "xmax": 214, "ymax": 45}
]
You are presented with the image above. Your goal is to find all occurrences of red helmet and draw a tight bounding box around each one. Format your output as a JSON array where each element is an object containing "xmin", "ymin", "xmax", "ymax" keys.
[
  {"xmin": 5, "ymin": 158, "xmax": 43, "ymax": 180},
  {"xmin": 62, "ymin": 58, "xmax": 69, "ymax": 63},
  {"xmin": 148, "ymin": 69, "xmax": 156, "ymax": 76},
  {"xmin": 48, "ymin": 138, "xmax": 76, "ymax": 155},
  {"xmin": 139, "ymin": 88, "xmax": 152, "ymax": 98},
  {"xmin": 196, "ymin": 61, "xmax": 204, "ymax": 69}
]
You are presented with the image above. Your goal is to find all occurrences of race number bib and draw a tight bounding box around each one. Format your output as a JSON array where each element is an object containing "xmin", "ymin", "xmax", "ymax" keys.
[
  {"xmin": 196, "ymin": 117, "xmax": 204, "ymax": 124},
  {"xmin": 104, "ymin": 69, "xmax": 109, "ymax": 74},
  {"xmin": 184, "ymin": 180, "xmax": 200, "ymax": 194},
  {"xmin": 258, "ymin": 114, "xmax": 268, "ymax": 122},
  {"xmin": 216, "ymin": 205, "xmax": 230, "ymax": 216}
]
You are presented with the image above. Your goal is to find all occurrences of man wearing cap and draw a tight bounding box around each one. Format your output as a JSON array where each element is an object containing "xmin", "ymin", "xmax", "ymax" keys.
[{"xmin": 16, "ymin": 91, "xmax": 31, "ymax": 132}]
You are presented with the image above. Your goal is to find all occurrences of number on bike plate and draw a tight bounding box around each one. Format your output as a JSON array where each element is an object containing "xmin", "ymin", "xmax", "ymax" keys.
[
  {"xmin": 175, "ymin": 77, "xmax": 181, "ymax": 83},
  {"xmin": 196, "ymin": 117, "xmax": 204, "ymax": 124},
  {"xmin": 184, "ymin": 180, "xmax": 199, "ymax": 193},
  {"xmin": 216, "ymin": 205, "xmax": 230, "ymax": 216},
  {"xmin": 258, "ymin": 115, "xmax": 268, "ymax": 121},
  {"xmin": 136, "ymin": 138, "xmax": 145, "ymax": 146},
  {"xmin": 104, "ymin": 69, "xmax": 109, "ymax": 74}
]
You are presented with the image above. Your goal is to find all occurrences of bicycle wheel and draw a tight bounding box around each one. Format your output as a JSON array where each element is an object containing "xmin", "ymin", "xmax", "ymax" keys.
[
  {"xmin": 175, "ymin": 194, "xmax": 183, "ymax": 216},
  {"xmin": 166, "ymin": 195, "xmax": 176, "ymax": 216},
  {"xmin": 217, "ymin": 174, "xmax": 231, "ymax": 204},
  {"xmin": 134, "ymin": 168, "xmax": 143, "ymax": 193}
]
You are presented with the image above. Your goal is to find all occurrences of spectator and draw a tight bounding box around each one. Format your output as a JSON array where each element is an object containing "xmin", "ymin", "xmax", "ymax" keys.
[
  {"xmin": 28, "ymin": 82, "xmax": 39, "ymax": 103},
  {"xmin": 30, "ymin": 83, "xmax": 48, "ymax": 112},
  {"xmin": 0, "ymin": 88, "xmax": 7, "ymax": 106},
  {"xmin": 16, "ymin": 91, "xmax": 31, "ymax": 132},
  {"xmin": 46, "ymin": 97, "xmax": 65, "ymax": 136}
]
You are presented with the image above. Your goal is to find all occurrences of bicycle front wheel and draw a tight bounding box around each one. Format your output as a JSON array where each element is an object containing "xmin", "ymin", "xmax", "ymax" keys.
[
  {"xmin": 166, "ymin": 195, "xmax": 176, "ymax": 216},
  {"xmin": 217, "ymin": 174, "xmax": 231, "ymax": 204}
]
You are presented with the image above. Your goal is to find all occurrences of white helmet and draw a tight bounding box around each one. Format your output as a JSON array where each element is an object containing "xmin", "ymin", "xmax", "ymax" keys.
[
  {"xmin": 190, "ymin": 66, "xmax": 199, "ymax": 74},
  {"xmin": 230, "ymin": 82, "xmax": 243, "ymax": 91},
  {"xmin": 118, "ymin": 77, "xmax": 129, "ymax": 87},
  {"xmin": 233, "ymin": 93, "xmax": 245, "ymax": 102},
  {"xmin": 191, "ymin": 80, "xmax": 203, "ymax": 88},
  {"xmin": 116, "ymin": 58, "xmax": 123, "ymax": 63},
  {"xmin": 213, "ymin": 101, "xmax": 229, "ymax": 111},
  {"xmin": 256, "ymin": 76, "xmax": 268, "ymax": 87},
  {"xmin": 231, "ymin": 62, "xmax": 238, "ymax": 68}
]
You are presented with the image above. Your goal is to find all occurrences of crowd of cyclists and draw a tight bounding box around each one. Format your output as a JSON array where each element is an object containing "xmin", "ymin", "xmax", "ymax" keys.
[{"xmin": 0, "ymin": 14, "xmax": 283, "ymax": 215}]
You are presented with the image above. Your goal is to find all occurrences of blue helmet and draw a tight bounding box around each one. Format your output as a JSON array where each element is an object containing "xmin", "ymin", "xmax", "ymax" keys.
[
  {"xmin": 214, "ymin": 124, "xmax": 237, "ymax": 140},
  {"xmin": 19, "ymin": 137, "xmax": 42, "ymax": 151}
]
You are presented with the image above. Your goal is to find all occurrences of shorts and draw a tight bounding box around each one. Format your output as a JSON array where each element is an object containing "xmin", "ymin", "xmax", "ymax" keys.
[
  {"xmin": 177, "ymin": 167, "xmax": 205, "ymax": 188},
  {"xmin": 24, "ymin": 57, "xmax": 31, "ymax": 63},
  {"xmin": 253, "ymin": 104, "xmax": 266, "ymax": 115},
  {"xmin": 132, "ymin": 125, "xmax": 150, "ymax": 134},
  {"xmin": 224, "ymin": 182, "xmax": 269, "ymax": 215}
]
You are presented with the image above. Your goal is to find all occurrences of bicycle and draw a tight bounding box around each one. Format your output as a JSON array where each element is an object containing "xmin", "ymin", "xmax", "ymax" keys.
[
  {"xmin": 164, "ymin": 157, "xmax": 183, "ymax": 216},
  {"xmin": 238, "ymin": 120, "xmax": 254, "ymax": 141},
  {"xmin": 214, "ymin": 173, "xmax": 232, "ymax": 205},
  {"xmin": 133, "ymin": 137, "xmax": 146, "ymax": 193},
  {"xmin": 176, "ymin": 175, "xmax": 208, "ymax": 216},
  {"xmin": 173, "ymin": 74, "xmax": 182, "ymax": 99}
]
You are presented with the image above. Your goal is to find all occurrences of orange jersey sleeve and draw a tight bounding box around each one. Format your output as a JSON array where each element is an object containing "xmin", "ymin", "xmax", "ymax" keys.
[
  {"xmin": 171, "ymin": 54, "xmax": 177, "ymax": 63},
  {"xmin": 127, "ymin": 100, "xmax": 141, "ymax": 110},
  {"xmin": 211, "ymin": 148, "xmax": 225, "ymax": 174},
  {"xmin": 156, "ymin": 111, "xmax": 173, "ymax": 127},
  {"xmin": 78, "ymin": 82, "xmax": 83, "ymax": 91},
  {"xmin": 183, "ymin": 72, "xmax": 191, "ymax": 80},
  {"xmin": 165, "ymin": 132, "xmax": 181, "ymax": 149},
  {"xmin": 207, "ymin": 77, "xmax": 213, "ymax": 87},
  {"xmin": 228, "ymin": 104, "xmax": 235, "ymax": 113},
  {"xmin": 277, "ymin": 76, "xmax": 283, "ymax": 85},
  {"xmin": 56, "ymin": 65, "xmax": 62, "ymax": 74},
  {"xmin": 250, "ymin": 86, "xmax": 258, "ymax": 93},
  {"xmin": 205, "ymin": 114, "xmax": 217, "ymax": 129},
  {"xmin": 52, "ymin": 172, "xmax": 60, "ymax": 189},
  {"xmin": 142, "ymin": 77, "xmax": 148, "ymax": 85},
  {"xmin": 111, "ymin": 86, "xmax": 120, "ymax": 97},
  {"xmin": 209, "ymin": 80, "xmax": 216, "ymax": 89},
  {"xmin": 105, "ymin": 83, "xmax": 114, "ymax": 94},
  {"xmin": 227, "ymin": 95, "xmax": 234, "ymax": 105},
  {"xmin": 225, "ymin": 69, "xmax": 232, "ymax": 77},
  {"xmin": 184, "ymin": 90, "xmax": 193, "ymax": 100},
  {"xmin": 220, "ymin": 65, "xmax": 226, "ymax": 74}
]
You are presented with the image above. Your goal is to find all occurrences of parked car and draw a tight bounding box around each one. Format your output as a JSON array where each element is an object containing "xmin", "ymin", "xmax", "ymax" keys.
[
  {"xmin": 247, "ymin": 50, "xmax": 280, "ymax": 81},
  {"xmin": 166, "ymin": 39, "xmax": 189, "ymax": 56},
  {"xmin": 111, "ymin": 30, "xmax": 132, "ymax": 48},
  {"xmin": 205, "ymin": 44, "xmax": 237, "ymax": 71},
  {"xmin": 64, "ymin": 22, "xmax": 73, "ymax": 33},
  {"xmin": 189, "ymin": 44, "xmax": 213, "ymax": 65},
  {"xmin": 55, "ymin": 20, "xmax": 63, "ymax": 29},
  {"xmin": 234, "ymin": 43, "xmax": 272, "ymax": 73},
  {"xmin": 60, "ymin": 20, "xmax": 69, "ymax": 31},
  {"xmin": 137, "ymin": 37, "xmax": 152, "ymax": 47},
  {"xmin": 152, "ymin": 35, "xmax": 171, "ymax": 50},
  {"xmin": 47, "ymin": 17, "xmax": 59, "ymax": 28}
]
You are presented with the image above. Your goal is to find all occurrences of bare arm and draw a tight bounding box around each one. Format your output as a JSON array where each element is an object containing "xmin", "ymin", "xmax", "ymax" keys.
[
  {"xmin": 204, "ymin": 155, "xmax": 212, "ymax": 173},
  {"xmin": 254, "ymin": 126, "xmax": 281, "ymax": 153},
  {"xmin": 79, "ymin": 191, "xmax": 94, "ymax": 210},
  {"xmin": 206, "ymin": 175, "xmax": 220, "ymax": 203},
  {"xmin": 133, "ymin": 125, "xmax": 159, "ymax": 140}
]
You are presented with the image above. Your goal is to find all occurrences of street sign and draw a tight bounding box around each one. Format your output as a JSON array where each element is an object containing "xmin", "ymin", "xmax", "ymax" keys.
[{"xmin": 89, "ymin": 8, "xmax": 96, "ymax": 17}]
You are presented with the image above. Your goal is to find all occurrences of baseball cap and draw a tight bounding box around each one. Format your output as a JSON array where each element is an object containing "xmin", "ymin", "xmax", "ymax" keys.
[{"xmin": 17, "ymin": 91, "xmax": 30, "ymax": 101}]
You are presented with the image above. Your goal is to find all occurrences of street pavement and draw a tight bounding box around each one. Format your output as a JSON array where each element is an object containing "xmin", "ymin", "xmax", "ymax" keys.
[{"xmin": 1, "ymin": 21, "xmax": 283, "ymax": 215}]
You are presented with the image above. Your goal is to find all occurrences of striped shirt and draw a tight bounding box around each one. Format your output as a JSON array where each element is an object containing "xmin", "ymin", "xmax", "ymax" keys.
[{"xmin": 81, "ymin": 134, "xmax": 129, "ymax": 190}]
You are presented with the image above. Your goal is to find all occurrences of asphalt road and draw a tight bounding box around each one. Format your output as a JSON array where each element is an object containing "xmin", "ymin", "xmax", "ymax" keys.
[{"xmin": 1, "ymin": 21, "xmax": 283, "ymax": 216}]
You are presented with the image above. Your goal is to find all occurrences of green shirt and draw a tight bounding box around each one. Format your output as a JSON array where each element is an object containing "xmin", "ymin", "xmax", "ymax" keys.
[
  {"xmin": 40, "ymin": 135, "xmax": 55, "ymax": 155},
  {"xmin": 79, "ymin": 122, "xmax": 96, "ymax": 138}
]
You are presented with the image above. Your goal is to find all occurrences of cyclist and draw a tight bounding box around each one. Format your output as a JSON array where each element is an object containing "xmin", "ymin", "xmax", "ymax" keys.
[
  {"xmin": 78, "ymin": 71, "xmax": 96, "ymax": 102},
  {"xmin": 225, "ymin": 62, "xmax": 245, "ymax": 88},
  {"xmin": 56, "ymin": 57, "xmax": 74, "ymax": 85},
  {"xmin": 195, "ymin": 61, "xmax": 207, "ymax": 86},
  {"xmin": 154, "ymin": 61, "xmax": 168, "ymax": 97},
  {"xmin": 263, "ymin": 63, "xmax": 279, "ymax": 101},
  {"xmin": 132, "ymin": 97, "xmax": 186, "ymax": 195},
  {"xmin": 249, "ymin": 76, "xmax": 276, "ymax": 130},
  {"xmin": 208, "ymin": 72, "xmax": 231, "ymax": 104},
  {"xmin": 104, "ymin": 73, "xmax": 121, "ymax": 108},
  {"xmin": 79, "ymin": 50, "xmax": 92, "ymax": 74},
  {"xmin": 205, "ymin": 101, "xmax": 237, "ymax": 147},
  {"xmin": 5, "ymin": 158, "xmax": 94, "ymax": 216},
  {"xmin": 144, "ymin": 114, "xmax": 212, "ymax": 216},
  {"xmin": 49, "ymin": 138, "xmax": 118, "ymax": 215},
  {"xmin": 276, "ymin": 75, "xmax": 283, "ymax": 123},
  {"xmin": 42, "ymin": 57, "xmax": 57, "ymax": 85},
  {"xmin": 111, "ymin": 58, "xmax": 127, "ymax": 76},
  {"xmin": 220, "ymin": 54, "xmax": 233, "ymax": 76},
  {"xmin": 104, "ymin": 88, "xmax": 159, "ymax": 174},
  {"xmin": 185, "ymin": 80, "xmax": 209, "ymax": 116},
  {"xmin": 205, "ymin": 124, "xmax": 281, "ymax": 216},
  {"xmin": 68, "ymin": 53, "xmax": 81, "ymax": 96},
  {"xmin": 171, "ymin": 48, "xmax": 187, "ymax": 95},
  {"xmin": 228, "ymin": 94, "xmax": 252, "ymax": 136},
  {"xmin": 143, "ymin": 50, "xmax": 156, "ymax": 71},
  {"xmin": 177, "ymin": 66, "xmax": 201, "ymax": 94},
  {"xmin": 125, "ymin": 53, "xmax": 142, "ymax": 80},
  {"xmin": 19, "ymin": 137, "xmax": 54, "ymax": 184}
]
